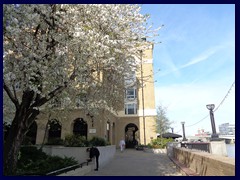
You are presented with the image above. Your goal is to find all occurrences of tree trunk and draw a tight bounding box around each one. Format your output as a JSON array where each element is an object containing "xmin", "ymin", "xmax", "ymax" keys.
[
  {"xmin": 3, "ymin": 107, "xmax": 39, "ymax": 175},
  {"xmin": 3, "ymin": 82, "xmax": 66, "ymax": 175}
]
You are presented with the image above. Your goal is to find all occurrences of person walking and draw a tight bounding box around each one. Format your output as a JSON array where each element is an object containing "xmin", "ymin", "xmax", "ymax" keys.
[
  {"xmin": 119, "ymin": 139, "xmax": 126, "ymax": 152},
  {"xmin": 87, "ymin": 146, "xmax": 100, "ymax": 171}
]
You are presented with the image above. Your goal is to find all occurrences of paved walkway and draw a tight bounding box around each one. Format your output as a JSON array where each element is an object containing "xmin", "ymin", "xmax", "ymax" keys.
[{"xmin": 85, "ymin": 149, "xmax": 183, "ymax": 176}]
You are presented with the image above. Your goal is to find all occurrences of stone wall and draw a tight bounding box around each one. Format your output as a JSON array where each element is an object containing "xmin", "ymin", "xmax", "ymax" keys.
[
  {"xmin": 42, "ymin": 146, "xmax": 89, "ymax": 164},
  {"xmin": 143, "ymin": 148, "xmax": 167, "ymax": 154},
  {"xmin": 167, "ymin": 142, "xmax": 181, "ymax": 157},
  {"xmin": 173, "ymin": 147, "xmax": 235, "ymax": 176},
  {"xmin": 41, "ymin": 145, "xmax": 116, "ymax": 168},
  {"xmin": 97, "ymin": 145, "xmax": 116, "ymax": 167}
]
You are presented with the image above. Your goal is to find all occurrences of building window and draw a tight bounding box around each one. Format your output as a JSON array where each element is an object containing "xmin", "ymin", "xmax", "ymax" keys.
[
  {"xmin": 125, "ymin": 103, "xmax": 137, "ymax": 115},
  {"xmin": 48, "ymin": 119, "xmax": 62, "ymax": 143},
  {"xmin": 24, "ymin": 121, "xmax": 37, "ymax": 145},
  {"xmin": 73, "ymin": 118, "xmax": 88, "ymax": 139},
  {"xmin": 126, "ymin": 88, "xmax": 137, "ymax": 99},
  {"xmin": 106, "ymin": 122, "xmax": 110, "ymax": 142}
]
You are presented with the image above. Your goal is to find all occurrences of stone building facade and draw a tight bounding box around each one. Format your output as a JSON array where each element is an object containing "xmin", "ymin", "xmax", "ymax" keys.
[{"xmin": 33, "ymin": 44, "xmax": 157, "ymax": 147}]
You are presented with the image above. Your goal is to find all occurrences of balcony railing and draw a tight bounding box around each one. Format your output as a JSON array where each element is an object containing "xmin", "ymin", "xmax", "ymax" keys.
[{"xmin": 181, "ymin": 142, "xmax": 210, "ymax": 153}]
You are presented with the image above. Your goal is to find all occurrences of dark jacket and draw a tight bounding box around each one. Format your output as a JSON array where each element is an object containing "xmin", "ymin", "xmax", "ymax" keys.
[{"xmin": 89, "ymin": 147, "xmax": 100, "ymax": 158}]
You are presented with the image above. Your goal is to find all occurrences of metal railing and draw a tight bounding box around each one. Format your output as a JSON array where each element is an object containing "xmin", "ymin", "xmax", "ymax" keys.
[
  {"xmin": 46, "ymin": 161, "xmax": 89, "ymax": 176},
  {"xmin": 181, "ymin": 142, "xmax": 210, "ymax": 153}
]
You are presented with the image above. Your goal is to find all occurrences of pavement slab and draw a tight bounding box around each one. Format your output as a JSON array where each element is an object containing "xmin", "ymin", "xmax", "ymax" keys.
[{"xmin": 84, "ymin": 149, "xmax": 183, "ymax": 176}]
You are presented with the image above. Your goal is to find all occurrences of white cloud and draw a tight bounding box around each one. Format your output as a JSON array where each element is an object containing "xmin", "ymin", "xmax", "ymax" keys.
[
  {"xmin": 158, "ymin": 43, "xmax": 230, "ymax": 78},
  {"xmin": 180, "ymin": 44, "xmax": 224, "ymax": 69}
]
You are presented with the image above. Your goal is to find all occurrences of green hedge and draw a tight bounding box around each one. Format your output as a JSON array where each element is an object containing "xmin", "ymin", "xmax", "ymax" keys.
[
  {"xmin": 89, "ymin": 136, "xmax": 110, "ymax": 146},
  {"xmin": 16, "ymin": 135, "xmax": 111, "ymax": 175},
  {"xmin": 16, "ymin": 146, "xmax": 78, "ymax": 175},
  {"xmin": 26, "ymin": 134, "xmax": 111, "ymax": 147},
  {"xmin": 63, "ymin": 134, "xmax": 110, "ymax": 147},
  {"xmin": 148, "ymin": 138, "xmax": 174, "ymax": 149},
  {"xmin": 64, "ymin": 134, "xmax": 89, "ymax": 147}
]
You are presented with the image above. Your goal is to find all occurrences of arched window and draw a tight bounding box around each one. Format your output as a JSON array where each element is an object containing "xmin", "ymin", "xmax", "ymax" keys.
[
  {"xmin": 25, "ymin": 121, "xmax": 37, "ymax": 145},
  {"xmin": 48, "ymin": 119, "xmax": 62, "ymax": 142},
  {"xmin": 73, "ymin": 118, "xmax": 88, "ymax": 139}
]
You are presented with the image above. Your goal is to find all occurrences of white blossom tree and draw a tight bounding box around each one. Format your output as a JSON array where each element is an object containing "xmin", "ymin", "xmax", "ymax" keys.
[{"xmin": 3, "ymin": 4, "xmax": 159, "ymax": 175}]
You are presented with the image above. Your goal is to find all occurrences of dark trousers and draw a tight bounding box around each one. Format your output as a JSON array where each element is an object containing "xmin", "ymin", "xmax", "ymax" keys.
[{"xmin": 95, "ymin": 155, "xmax": 99, "ymax": 169}]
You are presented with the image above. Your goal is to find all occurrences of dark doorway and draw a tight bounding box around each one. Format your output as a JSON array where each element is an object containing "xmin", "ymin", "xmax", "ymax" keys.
[
  {"xmin": 112, "ymin": 122, "xmax": 115, "ymax": 145},
  {"xmin": 125, "ymin": 123, "xmax": 139, "ymax": 148},
  {"xmin": 73, "ymin": 118, "xmax": 88, "ymax": 139},
  {"xmin": 48, "ymin": 119, "xmax": 62, "ymax": 142}
]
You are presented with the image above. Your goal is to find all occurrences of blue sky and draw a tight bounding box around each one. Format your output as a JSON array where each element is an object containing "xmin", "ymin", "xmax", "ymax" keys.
[{"xmin": 141, "ymin": 4, "xmax": 235, "ymax": 136}]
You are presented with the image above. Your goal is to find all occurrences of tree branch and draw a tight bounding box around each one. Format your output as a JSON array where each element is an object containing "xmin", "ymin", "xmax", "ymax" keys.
[
  {"xmin": 30, "ymin": 67, "xmax": 76, "ymax": 108},
  {"xmin": 30, "ymin": 83, "xmax": 67, "ymax": 108}
]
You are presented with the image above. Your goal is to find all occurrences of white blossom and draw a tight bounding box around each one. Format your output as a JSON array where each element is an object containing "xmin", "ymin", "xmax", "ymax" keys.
[{"xmin": 3, "ymin": 4, "xmax": 159, "ymax": 118}]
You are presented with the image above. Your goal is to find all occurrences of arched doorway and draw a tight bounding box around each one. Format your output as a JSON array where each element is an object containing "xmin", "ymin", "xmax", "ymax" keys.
[
  {"xmin": 73, "ymin": 118, "xmax": 88, "ymax": 139},
  {"xmin": 48, "ymin": 119, "xmax": 62, "ymax": 142},
  {"xmin": 125, "ymin": 123, "xmax": 139, "ymax": 148},
  {"xmin": 112, "ymin": 122, "xmax": 115, "ymax": 145}
]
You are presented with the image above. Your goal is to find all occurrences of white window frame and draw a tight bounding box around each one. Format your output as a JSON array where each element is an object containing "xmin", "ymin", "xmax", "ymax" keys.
[
  {"xmin": 125, "ymin": 103, "xmax": 137, "ymax": 115},
  {"xmin": 126, "ymin": 88, "xmax": 137, "ymax": 99}
]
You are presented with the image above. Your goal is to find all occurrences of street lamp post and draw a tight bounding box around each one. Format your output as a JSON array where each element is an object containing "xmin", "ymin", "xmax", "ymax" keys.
[
  {"xmin": 206, "ymin": 104, "xmax": 219, "ymax": 140},
  {"xmin": 140, "ymin": 50, "xmax": 146, "ymax": 145},
  {"xmin": 181, "ymin": 122, "xmax": 187, "ymax": 141}
]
